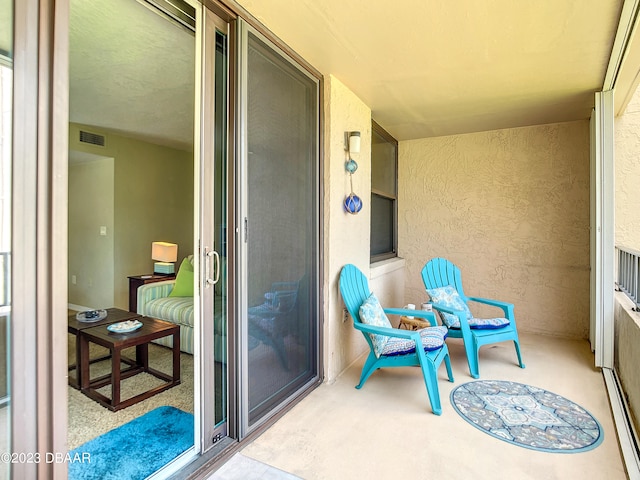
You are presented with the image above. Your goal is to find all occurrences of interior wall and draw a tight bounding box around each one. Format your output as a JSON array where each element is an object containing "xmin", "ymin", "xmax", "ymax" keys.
[
  {"xmin": 399, "ymin": 120, "xmax": 591, "ymax": 339},
  {"xmin": 68, "ymin": 156, "xmax": 115, "ymax": 308},
  {"xmin": 113, "ymin": 135, "xmax": 194, "ymax": 308},
  {"xmin": 68, "ymin": 123, "xmax": 194, "ymax": 310}
]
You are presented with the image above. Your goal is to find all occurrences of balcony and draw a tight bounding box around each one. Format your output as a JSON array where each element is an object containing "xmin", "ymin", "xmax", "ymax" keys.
[{"xmin": 212, "ymin": 333, "xmax": 626, "ymax": 479}]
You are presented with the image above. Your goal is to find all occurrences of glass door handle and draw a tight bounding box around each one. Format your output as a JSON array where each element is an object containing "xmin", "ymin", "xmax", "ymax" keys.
[{"xmin": 204, "ymin": 248, "xmax": 220, "ymax": 286}]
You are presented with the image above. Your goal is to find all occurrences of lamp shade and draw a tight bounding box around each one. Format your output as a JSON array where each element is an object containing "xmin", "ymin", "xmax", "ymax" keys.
[{"xmin": 152, "ymin": 242, "xmax": 178, "ymax": 262}]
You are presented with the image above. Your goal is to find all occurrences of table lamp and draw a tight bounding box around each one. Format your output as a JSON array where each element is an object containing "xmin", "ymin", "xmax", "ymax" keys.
[{"xmin": 152, "ymin": 242, "xmax": 178, "ymax": 274}]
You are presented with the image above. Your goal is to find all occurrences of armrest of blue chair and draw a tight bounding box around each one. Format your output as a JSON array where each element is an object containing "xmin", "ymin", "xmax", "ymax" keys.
[
  {"xmin": 430, "ymin": 302, "xmax": 473, "ymax": 336},
  {"xmin": 467, "ymin": 296, "xmax": 515, "ymax": 320},
  {"xmin": 353, "ymin": 322, "xmax": 424, "ymax": 342}
]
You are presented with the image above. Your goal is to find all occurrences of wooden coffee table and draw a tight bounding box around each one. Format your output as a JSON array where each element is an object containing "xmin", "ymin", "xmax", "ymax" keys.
[
  {"xmin": 68, "ymin": 307, "xmax": 140, "ymax": 389},
  {"xmin": 79, "ymin": 316, "xmax": 180, "ymax": 411}
]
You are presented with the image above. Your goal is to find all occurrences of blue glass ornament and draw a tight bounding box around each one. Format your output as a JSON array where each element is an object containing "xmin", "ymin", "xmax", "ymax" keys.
[
  {"xmin": 344, "ymin": 193, "xmax": 363, "ymax": 214},
  {"xmin": 345, "ymin": 158, "xmax": 358, "ymax": 174}
]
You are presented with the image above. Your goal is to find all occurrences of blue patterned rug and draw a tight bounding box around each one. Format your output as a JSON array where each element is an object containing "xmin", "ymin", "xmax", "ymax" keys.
[
  {"xmin": 450, "ymin": 380, "xmax": 603, "ymax": 453},
  {"xmin": 69, "ymin": 406, "xmax": 194, "ymax": 479}
]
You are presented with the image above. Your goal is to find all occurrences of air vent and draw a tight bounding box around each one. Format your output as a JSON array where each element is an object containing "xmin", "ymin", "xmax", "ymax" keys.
[{"xmin": 79, "ymin": 130, "xmax": 105, "ymax": 147}]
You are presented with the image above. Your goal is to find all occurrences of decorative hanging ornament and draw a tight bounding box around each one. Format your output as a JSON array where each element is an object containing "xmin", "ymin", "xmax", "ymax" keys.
[
  {"xmin": 344, "ymin": 163, "xmax": 363, "ymax": 214},
  {"xmin": 344, "ymin": 192, "xmax": 363, "ymax": 214},
  {"xmin": 345, "ymin": 158, "xmax": 358, "ymax": 174}
]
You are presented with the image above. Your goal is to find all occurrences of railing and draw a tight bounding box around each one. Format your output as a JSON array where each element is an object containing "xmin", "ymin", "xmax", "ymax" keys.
[{"xmin": 616, "ymin": 246, "xmax": 640, "ymax": 311}]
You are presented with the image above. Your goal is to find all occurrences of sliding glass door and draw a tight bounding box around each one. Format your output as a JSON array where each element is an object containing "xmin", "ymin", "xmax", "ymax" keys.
[
  {"xmin": 237, "ymin": 21, "xmax": 320, "ymax": 431},
  {"xmin": 200, "ymin": 7, "xmax": 230, "ymax": 450}
]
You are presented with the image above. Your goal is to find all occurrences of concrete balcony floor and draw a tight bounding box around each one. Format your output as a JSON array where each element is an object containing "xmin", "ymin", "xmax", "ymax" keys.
[{"xmin": 212, "ymin": 333, "xmax": 627, "ymax": 479}]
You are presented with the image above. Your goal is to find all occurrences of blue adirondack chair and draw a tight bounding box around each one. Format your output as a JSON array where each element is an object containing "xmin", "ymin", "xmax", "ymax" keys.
[
  {"xmin": 339, "ymin": 264, "xmax": 453, "ymax": 415},
  {"xmin": 421, "ymin": 258, "xmax": 525, "ymax": 379}
]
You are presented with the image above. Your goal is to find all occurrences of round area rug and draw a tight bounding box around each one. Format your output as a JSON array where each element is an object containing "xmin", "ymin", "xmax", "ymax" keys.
[{"xmin": 450, "ymin": 380, "xmax": 603, "ymax": 453}]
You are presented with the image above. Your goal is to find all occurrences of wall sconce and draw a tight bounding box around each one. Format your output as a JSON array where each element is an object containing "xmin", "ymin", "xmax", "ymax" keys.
[
  {"xmin": 345, "ymin": 131, "xmax": 361, "ymax": 154},
  {"xmin": 152, "ymin": 241, "xmax": 178, "ymax": 274},
  {"xmin": 343, "ymin": 130, "xmax": 362, "ymax": 215}
]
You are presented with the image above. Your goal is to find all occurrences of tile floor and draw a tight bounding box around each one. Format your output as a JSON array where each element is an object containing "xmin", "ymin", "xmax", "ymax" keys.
[{"xmin": 208, "ymin": 333, "xmax": 628, "ymax": 480}]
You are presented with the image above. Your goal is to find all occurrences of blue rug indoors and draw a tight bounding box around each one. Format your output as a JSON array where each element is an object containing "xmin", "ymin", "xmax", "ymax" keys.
[
  {"xmin": 450, "ymin": 380, "xmax": 603, "ymax": 453},
  {"xmin": 69, "ymin": 406, "xmax": 194, "ymax": 480}
]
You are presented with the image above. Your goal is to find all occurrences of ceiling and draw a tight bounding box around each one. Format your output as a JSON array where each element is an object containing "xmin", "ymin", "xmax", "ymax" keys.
[
  {"xmin": 68, "ymin": 0, "xmax": 634, "ymax": 149},
  {"xmin": 0, "ymin": 0, "xmax": 11, "ymax": 59},
  {"xmin": 237, "ymin": 0, "xmax": 626, "ymax": 140},
  {"xmin": 69, "ymin": 0, "xmax": 195, "ymax": 150}
]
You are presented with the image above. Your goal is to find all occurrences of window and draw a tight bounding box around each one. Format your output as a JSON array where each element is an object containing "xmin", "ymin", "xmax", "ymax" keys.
[{"xmin": 370, "ymin": 120, "xmax": 397, "ymax": 262}]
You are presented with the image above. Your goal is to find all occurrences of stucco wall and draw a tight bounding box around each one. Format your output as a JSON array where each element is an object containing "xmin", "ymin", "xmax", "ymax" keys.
[
  {"xmin": 614, "ymin": 83, "xmax": 640, "ymax": 437},
  {"xmin": 614, "ymin": 293, "xmax": 640, "ymax": 434},
  {"xmin": 323, "ymin": 75, "xmax": 407, "ymax": 382},
  {"xmin": 615, "ymin": 87, "xmax": 640, "ymax": 250},
  {"xmin": 399, "ymin": 121, "xmax": 591, "ymax": 339},
  {"xmin": 324, "ymin": 75, "xmax": 371, "ymax": 382}
]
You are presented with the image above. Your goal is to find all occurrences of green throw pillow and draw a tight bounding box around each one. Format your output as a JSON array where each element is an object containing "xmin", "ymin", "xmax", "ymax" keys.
[{"xmin": 169, "ymin": 257, "xmax": 194, "ymax": 297}]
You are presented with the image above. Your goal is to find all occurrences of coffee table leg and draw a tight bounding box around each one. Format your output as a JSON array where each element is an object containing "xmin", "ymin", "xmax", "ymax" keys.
[
  {"xmin": 79, "ymin": 334, "xmax": 90, "ymax": 390},
  {"xmin": 74, "ymin": 333, "xmax": 82, "ymax": 387},
  {"xmin": 173, "ymin": 330, "xmax": 180, "ymax": 381},
  {"xmin": 137, "ymin": 343, "xmax": 149, "ymax": 372},
  {"xmin": 112, "ymin": 347, "xmax": 121, "ymax": 408}
]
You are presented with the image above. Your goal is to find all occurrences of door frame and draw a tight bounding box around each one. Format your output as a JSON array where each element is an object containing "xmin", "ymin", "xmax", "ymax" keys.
[
  {"xmin": 13, "ymin": 0, "xmax": 69, "ymax": 477},
  {"xmin": 22, "ymin": 0, "xmax": 324, "ymax": 475},
  {"xmin": 198, "ymin": 4, "xmax": 234, "ymax": 453}
]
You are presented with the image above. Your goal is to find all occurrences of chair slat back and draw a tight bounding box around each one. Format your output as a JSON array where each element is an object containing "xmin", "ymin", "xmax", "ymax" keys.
[
  {"xmin": 421, "ymin": 257, "xmax": 468, "ymax": 302},
  {"xmin": 339, "ymin": 264, "xmax": 371, "ymax": 325}
]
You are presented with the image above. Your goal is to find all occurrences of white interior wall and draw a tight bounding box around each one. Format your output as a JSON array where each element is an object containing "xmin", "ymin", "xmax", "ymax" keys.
[{"xmin": 68, "ymin": 156, "xmax": 115, "ymax": 308}]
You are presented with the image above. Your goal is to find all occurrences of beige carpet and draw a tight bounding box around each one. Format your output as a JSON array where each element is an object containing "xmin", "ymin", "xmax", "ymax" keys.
[{"xmin": 67, "ymin": 333, "xmax": 194, "ymax": 450}]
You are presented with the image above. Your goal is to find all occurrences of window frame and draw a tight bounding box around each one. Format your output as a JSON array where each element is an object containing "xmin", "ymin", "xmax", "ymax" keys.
[{"xmin": 370, "ymin": 120, "xmax": 398, "ymax": 263}]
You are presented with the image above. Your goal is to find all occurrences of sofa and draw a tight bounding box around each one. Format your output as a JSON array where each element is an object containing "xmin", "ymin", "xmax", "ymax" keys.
[{"xmin": 137, "ymin": 278, "xmax": 226, "ymax": 362}]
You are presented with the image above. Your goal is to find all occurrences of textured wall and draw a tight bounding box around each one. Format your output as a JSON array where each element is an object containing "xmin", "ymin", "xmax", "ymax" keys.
[
  {"xmin": 613, "ymin": 84, "xmax": 640, "ymax": 436},
  {"xmin": 324, "ymin": 75, "xmax": 372, "ymax": 382},
  {"xmin": 614, "ymin": 85, "xmax": 640, "ymax": 250},
  {"xmin": 399, "ymin": 121, "xmax": 590, "ymax": 339},
  {"xmin": 322, "ymin": 77, "xmax": 409, "ymax": 382},
  {"xmin": 614, "ymin": 293, "xmax": 640, "ymax": 434}
]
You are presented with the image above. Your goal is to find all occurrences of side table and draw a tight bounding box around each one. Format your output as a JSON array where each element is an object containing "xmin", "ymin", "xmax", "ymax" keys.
[
  {"xmin": 398, "ymin": 316, "xmax": 431, "ymax": 331},
  {"xmin": 128, "ymin": 274, "xmax": 175, "ymax": 312}
]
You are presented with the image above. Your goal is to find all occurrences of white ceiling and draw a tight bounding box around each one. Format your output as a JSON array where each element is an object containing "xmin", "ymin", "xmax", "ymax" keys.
[
  {"xmin": 237, "ymin": 0, "xmax": 626, "ymax": 140},
  {"xmin": 69, "ymin": 0, "xmax": 195, "ymax": 150},
  {"xmin": 0, "ymin": 0, "xmax": 11, "ymax": 59},
  {"xmin": 69, "ymin": 0, "xmax": 632, "ymax": 148}
]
